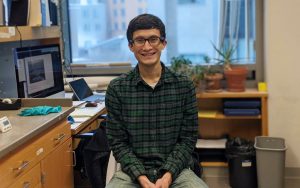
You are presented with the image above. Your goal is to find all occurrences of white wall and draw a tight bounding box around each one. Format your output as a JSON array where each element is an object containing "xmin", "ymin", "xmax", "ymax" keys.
[{"xmin": 265, "ymin": 0, "xmax": 300, "ymax": 167}]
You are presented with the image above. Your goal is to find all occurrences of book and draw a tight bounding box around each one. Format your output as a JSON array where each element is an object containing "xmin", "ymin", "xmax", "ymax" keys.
[
  {"xmin": 196, "ymin": 138, "xmax": 227, "ymax": 149},
  {"xmin": 0, "ymin": 0, "xmax": 4, "ymax": 25},
  {"xmin": 41, "ymin": 0, "xmax": 51, "ymax": 26},
  {"xmin": 48, "ymin": 0, "xmax": 57, "ymax": 25},
  {"xmin": 8, "ymin": 0, "xmax": 30, "ymax": 26},
  {"xmin": 3, "ymin": 0, "xmax": 12, "ymax": 25},
  {"xmin": 223, "ymin": 108, "xmax": 261, "ymax": 116},
  {"xmin": 28, "ymin": 0, "xmax": 42, "ymax": 26}
]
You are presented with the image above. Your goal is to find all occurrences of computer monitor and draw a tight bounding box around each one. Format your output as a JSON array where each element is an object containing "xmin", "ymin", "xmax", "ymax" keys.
[{"xmin": 13, "ymin": 44, "xmax": 65, "ymax": 98}]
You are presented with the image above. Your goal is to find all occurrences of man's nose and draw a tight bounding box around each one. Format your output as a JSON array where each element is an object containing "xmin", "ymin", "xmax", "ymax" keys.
[{"xmin": 143, "ymin": 40, "xmax": 152, "ymax": 49}]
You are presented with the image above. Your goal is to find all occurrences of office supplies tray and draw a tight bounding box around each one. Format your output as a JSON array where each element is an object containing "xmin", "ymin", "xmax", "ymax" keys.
[{"xmin": 0, "ymin": 99, "xmax": 21, "ymax": 110}]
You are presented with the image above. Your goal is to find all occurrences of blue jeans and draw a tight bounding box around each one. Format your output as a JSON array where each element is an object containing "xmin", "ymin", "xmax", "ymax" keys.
[{"xmin": 106, "ymin": 169, "xmax": 209, "ymax": 188}]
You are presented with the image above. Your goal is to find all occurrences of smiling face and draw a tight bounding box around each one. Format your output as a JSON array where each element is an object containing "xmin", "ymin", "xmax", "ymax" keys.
[{"xmin": 129, "ymin": 29, "xmax": 167, "ymax": 67}]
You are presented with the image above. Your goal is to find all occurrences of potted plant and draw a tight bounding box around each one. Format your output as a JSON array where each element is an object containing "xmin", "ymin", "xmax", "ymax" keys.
[
  {"xmin": 170, "ymin": 56, "xmax": 204, "ymax": 90},
  {"xmin": 212, "ymin": 43, "xmax": 248, "ymax": 92},
  {"xmin": 202, "ymin": 55, "xmax": 223, "ymax": 92}
]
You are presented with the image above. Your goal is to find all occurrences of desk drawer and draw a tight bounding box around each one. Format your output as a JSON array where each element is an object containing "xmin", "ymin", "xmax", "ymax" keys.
[
  {"xmin": 41, "ymin": 120, "xmax": 71, "ymax": 155},
  {"xmin": 8, "ymin": 164, "xmax": 41, "ymax": 188},
  {"xmin": 72, "ymin": 121, "xmax": 99, "ymax": 150},
  {"xmin": 0, "ymin": 120, "xmax": 71, "ymax": 188}
]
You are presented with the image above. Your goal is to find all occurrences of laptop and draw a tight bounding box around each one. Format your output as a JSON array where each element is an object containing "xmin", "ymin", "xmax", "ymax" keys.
[{"xmin": 68, "ymin": 78, "xmax": 105, "ymax": 102}]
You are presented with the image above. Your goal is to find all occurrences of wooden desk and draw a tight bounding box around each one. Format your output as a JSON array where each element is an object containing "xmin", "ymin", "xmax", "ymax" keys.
[
  {"xmin": 70, "ymin": 102, "xmax": 106, "ymax": 150},
  {"xmin": 0, "ymin": 99, "xmax": 74, "ymax": 188}
]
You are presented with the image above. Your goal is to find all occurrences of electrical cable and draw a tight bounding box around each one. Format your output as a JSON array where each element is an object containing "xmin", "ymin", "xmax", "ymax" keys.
[{"xmin": 15, "ymin": 25, "xmax": 22, "ymax": 47}]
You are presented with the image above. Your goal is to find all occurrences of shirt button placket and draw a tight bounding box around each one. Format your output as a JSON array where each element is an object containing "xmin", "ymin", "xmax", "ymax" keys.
[{"xmin": 151, "ymin": 92, "xmax": 157, "ymax": 142}]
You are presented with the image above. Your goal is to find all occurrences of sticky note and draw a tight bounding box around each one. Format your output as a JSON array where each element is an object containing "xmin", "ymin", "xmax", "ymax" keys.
[{"xmin": 258, "ymin": 82, "xmax": 267, "ymax": 92}]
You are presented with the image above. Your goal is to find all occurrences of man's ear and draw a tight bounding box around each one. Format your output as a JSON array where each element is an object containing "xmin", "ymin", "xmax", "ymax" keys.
[
  {"xmin": 128, "ymin": 43, "xmax": 134, "ymax": 52},
  {"xmin": 161, "ymin": 40, "xmax": 167, "ymax": 49}
]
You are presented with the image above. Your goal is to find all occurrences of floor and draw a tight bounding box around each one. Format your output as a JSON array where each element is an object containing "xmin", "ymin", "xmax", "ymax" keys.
[
  {"xmin": 204, "ymin": 177, "xmax": 300, "ymax": 188},
  {"xmin": 202, "ymin": 167, "xmax": 300, "ymax": 188},
  {"xmin": 74, "ymin": 167, "xmax": 300, "ymax": 188}
]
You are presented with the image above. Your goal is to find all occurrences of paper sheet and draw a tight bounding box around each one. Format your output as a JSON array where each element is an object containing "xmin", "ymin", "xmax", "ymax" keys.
[
  {"xmin": 196, "ymin": 138, "xmax": 227, "ymax": 149},
  {"xmin": 198, "ymin": 110, "xmax": 218, "ymax": 118}
]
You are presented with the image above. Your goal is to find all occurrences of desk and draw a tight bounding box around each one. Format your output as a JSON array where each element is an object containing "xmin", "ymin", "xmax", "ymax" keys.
[
  {"xmin": 69, "ymin": 102, "xmax": 110, "ymax": 187},
  {"xmin": 69, "ymin": 101, "xmax": 106, "ymax": 149},
  {"xmin": 0, "ymin": 98, "xmax": 74, "ymax": 188}
]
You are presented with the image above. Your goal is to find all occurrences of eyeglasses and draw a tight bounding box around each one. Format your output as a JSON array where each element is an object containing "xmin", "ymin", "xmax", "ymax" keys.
[{"xmin": 130, "ymin": 36, "xmax": 165, "ymax": 47}]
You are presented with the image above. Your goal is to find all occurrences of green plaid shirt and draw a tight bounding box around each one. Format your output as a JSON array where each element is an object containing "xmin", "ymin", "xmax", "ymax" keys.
[{"xmin": 106, "ymin": 63, "xmax": 198, "ymax": 183}]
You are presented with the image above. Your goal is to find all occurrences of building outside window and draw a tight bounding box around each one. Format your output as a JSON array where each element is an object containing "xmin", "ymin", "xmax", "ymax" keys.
[{"xmin": 66, "ymin": 0, "xmax": 259, "ymax": 70}]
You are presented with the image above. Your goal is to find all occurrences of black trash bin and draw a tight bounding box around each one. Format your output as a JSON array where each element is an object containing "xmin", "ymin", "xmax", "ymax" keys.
[{"xmin": 226, "ymin": 137, "xmax": 257, "ymax": 188}]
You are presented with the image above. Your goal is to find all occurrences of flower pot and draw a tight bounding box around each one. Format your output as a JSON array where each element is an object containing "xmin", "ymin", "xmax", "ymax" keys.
[
  {"xmin": 204, "ymin": 73, "xmax": 223, "ymax": 93},
  {"xmin": 224, "ymin": 67, "xmax": 248, "ymax": 92}
]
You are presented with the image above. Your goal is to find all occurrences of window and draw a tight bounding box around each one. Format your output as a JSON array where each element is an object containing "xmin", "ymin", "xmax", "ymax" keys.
[
  {"xmin": 121, "ymin": 22, "xmax": 126, "ymax": 31},
  {"xmin": 93, "ymin": 10, "xmax": 98, "ymax": 18},
  {"xmin": 114, "ymin": 22, "xmax": 119, "ymax": 31},
  {"xmin": 63, "ymin": 0, "xmax": 262, "ymax": 80},
  {"xmin": 113, "ymin": 9, "xmax": 118, "ymax": 17},
  {"xmin": 83, "ymin": 24, "xmax": 90, "ymax": 32},
  {"xmin": 121, "ymin": 8, "xmax": 126, "ymax": 16},
  {"xmin": 137, "ymin": 8, "xmax": 143, "ymax": 15},
  {"xmin": 82, "ymin": 10, "xmax": 89, "ymax": 18},
  {"xmin": 95, "ymin": 24, "xmax": 101, "ymax": 30}
]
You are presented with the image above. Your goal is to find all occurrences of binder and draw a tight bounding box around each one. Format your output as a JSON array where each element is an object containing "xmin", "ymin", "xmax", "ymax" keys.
[
  {"xmin": 224, "ymin": 108, "xmax": 261, "ymax": 116},
  {"xmin": 223, "ymin": 99, "xmax": 261, "ymax": 108},
  {"xmin": 41, "ymin": 0, "xmax": 51, "ymax": 26},
  {"xmin": 2, "ymin": 0, "xmax": 12, "ymax": 25},
  {"xmin": 28, "ymin": 0, "xmax": 42, "ymax": 26},
  {"xmin": 48, "ymin": 0, "xmax": 57, "ymax": 25},
  {"xmin": 0, "ymin": 0, "xmax": 4, "ymax": 25},
  {"xmin": 8, "ymin": 0, "xmax": 30, "ymax": 26}
]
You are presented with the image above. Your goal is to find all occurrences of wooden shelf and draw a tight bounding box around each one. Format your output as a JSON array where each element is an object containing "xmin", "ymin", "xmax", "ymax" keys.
[
  {"xmin": 199, "ymin": 111, "xmax": 261, "ymax": 119},
  {"xmin": 201, "ymin": 161, "xmax": 228, "ymax": 167},
  {"xmin": 197, "ymin": 89, "xmax": 268, "ymax": 167},
  {"xmin": 0, "ymin": 26, "xmax": 60, "ymax": 42},
  {"xmin": 197, "ymin": 88, "xmax": 268, "ymax": 99}
]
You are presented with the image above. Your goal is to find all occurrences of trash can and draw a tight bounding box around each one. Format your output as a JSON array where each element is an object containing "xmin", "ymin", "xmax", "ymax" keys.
[
  {"xmin": 255, "ymin": 136, "xmax": 287, "ymax": 188},
  {"xmin": 226, "ymin": 137, "xmax": 257, "ymax": 188}
]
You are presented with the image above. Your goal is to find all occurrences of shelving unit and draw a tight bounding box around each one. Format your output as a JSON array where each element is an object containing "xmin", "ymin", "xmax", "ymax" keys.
[
  {"xmin": 0, "ymin": 26, "xmax": 60, "ymax": 43},
  {"xmin": 197, "ymin": 88, "xmax": 268, "ymax": 167}
]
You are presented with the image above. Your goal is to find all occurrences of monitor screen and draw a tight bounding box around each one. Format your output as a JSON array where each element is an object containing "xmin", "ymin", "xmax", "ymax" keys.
[{"xmin": 13, "ymin": 44, "xmax": 64, "ymax": 98}]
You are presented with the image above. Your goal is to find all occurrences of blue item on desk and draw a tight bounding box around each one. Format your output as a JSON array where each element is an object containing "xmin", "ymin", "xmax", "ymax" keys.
[
  {"xmin": 19, "ymin": 106, "xmax": 62, "ymax": 116},
  {"xmin": 67, "ymin": 115, "xmax": 75, "ymax": 124}
]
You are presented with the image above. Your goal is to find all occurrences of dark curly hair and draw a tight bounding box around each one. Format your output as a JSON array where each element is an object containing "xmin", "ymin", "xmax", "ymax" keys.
[{"xmin": 126, "ymin": 14, "xmax": 166, "ymax": 44}]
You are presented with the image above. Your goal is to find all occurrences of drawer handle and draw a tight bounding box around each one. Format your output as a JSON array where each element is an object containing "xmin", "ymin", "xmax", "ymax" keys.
[
  {"xmin": 72, "ymin": 151, "xmax": 76, "ymax": 167},
  {"xmin": 23, "ymin": 181, "xmax": 31, "ymax": 188},
  {"xmin": 13, "ymin": 160, "xmax": 29, "ymax": 172},
  {"xmin": 53, "ymin": 133, "xmax": 65, "ymax": 143}
]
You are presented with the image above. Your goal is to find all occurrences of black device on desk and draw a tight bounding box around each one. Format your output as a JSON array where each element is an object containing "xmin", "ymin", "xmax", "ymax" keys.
[
  {"xmin": 85, "ymin": 102, "xmax": 98, "ymax": 107},
  {"xmin": 0, "ymin": 98, "xmax": 21, "ymax": 110},
  {"xmin": 68, "ymin": 78, "xmax": 105, "ymax": 102}
]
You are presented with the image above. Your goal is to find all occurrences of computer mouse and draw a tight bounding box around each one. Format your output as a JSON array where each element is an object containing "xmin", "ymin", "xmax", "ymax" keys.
[{"xmin": 85, "ymin": 102, "xmax": 98, "ymax": 107}]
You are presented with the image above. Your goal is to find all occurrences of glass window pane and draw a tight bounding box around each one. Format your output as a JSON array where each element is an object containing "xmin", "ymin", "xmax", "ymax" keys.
[{"xmin": 67, "ymin": 0, "xmax": 256, "ymax": 66}]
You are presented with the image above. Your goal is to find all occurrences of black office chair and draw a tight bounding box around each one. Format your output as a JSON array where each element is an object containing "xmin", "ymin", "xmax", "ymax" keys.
[{"xmin": 74, "ymin": 119, "xmax": 110, "ymax": 188}]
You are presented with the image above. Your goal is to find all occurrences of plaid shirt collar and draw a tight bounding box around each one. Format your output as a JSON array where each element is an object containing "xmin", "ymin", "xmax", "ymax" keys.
[{"xmin": 131, "ymin": 62, "xmax": 176, "ymax": 86}]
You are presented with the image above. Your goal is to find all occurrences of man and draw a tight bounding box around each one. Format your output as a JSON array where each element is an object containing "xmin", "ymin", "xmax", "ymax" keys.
[{"xmin": 105, "ymin": 14, "xmax": 208, "ymax": 188}]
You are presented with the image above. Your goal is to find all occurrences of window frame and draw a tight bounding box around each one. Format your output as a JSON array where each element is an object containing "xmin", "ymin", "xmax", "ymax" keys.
[{"xmin": 60, "ymin": 0, "xmax": 264, "ymax": 85}]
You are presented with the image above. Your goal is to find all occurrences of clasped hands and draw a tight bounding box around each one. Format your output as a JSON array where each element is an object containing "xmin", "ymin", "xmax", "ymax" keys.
[{"xmin": 138, "ymin": 172, "xmax": 172, "ymax": 188}]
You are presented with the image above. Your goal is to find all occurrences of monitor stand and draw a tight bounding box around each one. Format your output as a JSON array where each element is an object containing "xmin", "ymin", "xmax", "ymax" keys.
[{"xmin": 46, "ymin": 91, "xmax": 66, "ymax": 98}]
